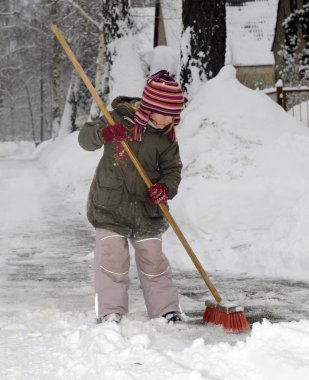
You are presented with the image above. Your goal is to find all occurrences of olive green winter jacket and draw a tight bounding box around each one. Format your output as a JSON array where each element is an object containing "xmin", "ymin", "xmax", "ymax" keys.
[{"xmin": 78, "ymin": 96, "xmax": 183, "ymax": 238}]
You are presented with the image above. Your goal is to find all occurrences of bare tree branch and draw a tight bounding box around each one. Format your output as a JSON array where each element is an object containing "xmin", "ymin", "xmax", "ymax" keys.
[
  {"xmin": 63, "ymin": 0, "xmax": 102, "ymax": 31},
  {"xmin": 0, "ymin": 11, "xmax": 19, "ymax": 16},
  {"xmin": 0, "ymin": 45, "xmax": 37, "ymax": 61},
  {"xmin": 0, "ymin": 65, "xmax": 22, "ymax": 73}
]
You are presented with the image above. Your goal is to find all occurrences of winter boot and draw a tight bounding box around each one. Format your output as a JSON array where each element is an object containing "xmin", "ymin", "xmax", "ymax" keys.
[
  {"xmin": 97, "ymin": 313, "xmax": 122, "ymax": 324},
  {"xmin": 162, "ymin": 311, "xmax": 184, "ymax": 323}
]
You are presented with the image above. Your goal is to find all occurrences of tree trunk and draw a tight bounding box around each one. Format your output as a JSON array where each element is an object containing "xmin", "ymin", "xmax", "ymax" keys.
[
  {"xmin": 51, "ymin": 0, "xmax": 61, "ymax": 135},
  {"xmin": 89, "ymin": 31, "xmax": 106, "ymax": 120},
  {"xmin": 181, "ymin": 0, "xmax": 226, "ymax": 102},
  {"xmin": 58, "ymin": 72, "xmax": 80, "ymax": 137},
  {"xmin": 40, "ymin": 76, "xmax": 44, "ymax": 142},
  {"xmin": 25, "ymin": 84, "xmax": 36, "ymax": 143},
  {"xmin": 70, "ymin": 73, "xmax": 80, "ymax": 132},
  {"xmin": 9, "ymin": 101, "xmax": 15, "ymax": 140},
  {"xmin": 0, "ymin": 84, "xmax": 3, "ymax": 116}
]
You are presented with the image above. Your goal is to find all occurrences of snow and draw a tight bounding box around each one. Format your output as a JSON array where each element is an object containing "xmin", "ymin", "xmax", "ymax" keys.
[
  {"xmin": 1, "ymin": 65, "xmax": 309, "ymax": 378},
  {"xmin": 108, "ymin": 37, "xmax": 146, "ymax": 102},
  {"xmin": 2, "ymin": 311, "xmax": 309, "ymax": 379},
  {"xmin": 289, "ymin": 100, "xmax": 309, "ymax": 128},
  {"xmin": 0, "ymin": 141, "xmax": 36, "ymax": 158},
  {"xmin": 131, "ymin": 6, "xmax": 155, "ymax": 55},
  {"xmin": 143, "ymin": 45, "xmax": 179, "ymax": 77},
  {"xmin": 170, "ymin": 66, "xmax": 309, "ymax": 282}
]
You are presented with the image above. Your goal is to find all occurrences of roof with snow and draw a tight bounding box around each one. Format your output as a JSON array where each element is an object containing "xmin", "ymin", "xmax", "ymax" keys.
[{"xmin": 226, "ymin": 0, "xmax": 279, "ymax": 66}]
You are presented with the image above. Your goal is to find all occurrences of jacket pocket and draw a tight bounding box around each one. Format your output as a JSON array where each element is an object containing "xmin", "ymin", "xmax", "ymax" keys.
[
  {"xmin": 143, "ymin": 201, "xmax": 169, "ymax": 219},
  {"xmin": 92, "ymin": 185, "xmax": 123, "ymax": 209}
]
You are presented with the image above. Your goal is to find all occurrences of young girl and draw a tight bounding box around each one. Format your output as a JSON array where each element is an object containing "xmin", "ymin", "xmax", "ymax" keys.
[{"xmin": 78, "ymin": 70, "xmax": 184, "ymax": 323}]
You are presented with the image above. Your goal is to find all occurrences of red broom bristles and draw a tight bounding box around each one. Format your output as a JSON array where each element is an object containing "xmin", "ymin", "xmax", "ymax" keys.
[{"xmin": 203, "ymin": 304, "xmax": 250, "ymax": 333}]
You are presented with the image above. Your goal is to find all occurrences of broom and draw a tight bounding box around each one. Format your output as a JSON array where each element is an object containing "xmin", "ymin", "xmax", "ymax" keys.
[{"xmin": 51, "ymin": 25, "xmax": 250, "ymax": 333}]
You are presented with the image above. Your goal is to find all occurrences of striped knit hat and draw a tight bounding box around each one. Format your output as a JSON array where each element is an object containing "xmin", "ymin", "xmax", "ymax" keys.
[{"xmin": 133, "ymin": 70, "xmax": 184, "ymax": 141}]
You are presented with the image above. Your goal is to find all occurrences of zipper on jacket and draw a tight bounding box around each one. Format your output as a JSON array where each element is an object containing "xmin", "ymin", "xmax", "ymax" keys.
[
  {"xmin": 131, "ymin": 136, "xmax": 144, "ymax": 239},
  {"xmin": 129, "ymin": 200, "xmax": 137, "ymax": 238}
]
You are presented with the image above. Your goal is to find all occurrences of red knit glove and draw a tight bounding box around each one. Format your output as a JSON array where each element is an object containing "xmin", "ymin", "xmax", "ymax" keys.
[
  {"xmin": 101, "ymin": 124, "xmax": 128, "ymax": 142},
  {"xmin": 147, "ymin": 183, "xmax": 169, "ymax": 205}
]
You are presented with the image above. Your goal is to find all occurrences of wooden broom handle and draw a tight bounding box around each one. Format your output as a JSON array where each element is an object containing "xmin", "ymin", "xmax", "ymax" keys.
[{"xmin": 51, "ymin": 24, "xmax": 222, "ymax": 304}]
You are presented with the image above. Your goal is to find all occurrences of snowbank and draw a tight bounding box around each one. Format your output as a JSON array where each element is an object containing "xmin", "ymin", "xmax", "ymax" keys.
[
  {"xmin": 2, "ymin": 309, "xmax": 309, "ymax": 380},
  {"xmin": 172, "ymin": 66, "xmax": 309, "ymax": 280}
]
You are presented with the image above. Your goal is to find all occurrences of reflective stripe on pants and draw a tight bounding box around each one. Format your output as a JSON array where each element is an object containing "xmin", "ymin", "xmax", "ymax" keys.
[{"xmin": 94, "ymin": 228, "xmax": 180, "ymax": 318}]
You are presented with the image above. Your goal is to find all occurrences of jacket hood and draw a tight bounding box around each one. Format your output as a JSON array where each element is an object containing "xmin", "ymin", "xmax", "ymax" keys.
[{"xmin": 111, "ymin": 96, "xmax": 141, "ymax": 120}]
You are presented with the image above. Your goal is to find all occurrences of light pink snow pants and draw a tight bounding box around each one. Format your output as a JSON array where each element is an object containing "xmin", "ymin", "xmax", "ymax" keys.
[{"xmin": 94, "ymin": 228, "xmax": 180, "ymax": 319}]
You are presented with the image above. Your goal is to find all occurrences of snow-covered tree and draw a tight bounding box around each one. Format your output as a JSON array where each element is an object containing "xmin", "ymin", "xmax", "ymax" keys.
[
  {"xmin": 278, "ymin": 2, "xmax": 309, "ymax": 86},
  {"xmin": 180, "ymin": 0, "xmax": 226, "ymax": 102}
]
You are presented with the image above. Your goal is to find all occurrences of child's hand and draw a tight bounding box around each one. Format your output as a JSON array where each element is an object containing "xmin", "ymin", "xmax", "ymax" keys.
[
  {"xmin": 102, "ymin": 124, "xmax": 128, "ymax": 142},
  {"xmin": 147, "ymin": 183, "xmax": 169, "ymax": 205}
]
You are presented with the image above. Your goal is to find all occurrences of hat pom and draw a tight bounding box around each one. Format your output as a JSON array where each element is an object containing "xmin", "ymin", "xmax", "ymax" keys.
[{"xmin": 147, "ymin": 70, "xmax": 171, "ymax": 84}]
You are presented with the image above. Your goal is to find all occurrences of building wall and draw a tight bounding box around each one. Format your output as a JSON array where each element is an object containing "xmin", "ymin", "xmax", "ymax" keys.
[{"xmin": 235, "ymin": 65, "xmax": 276, "ymax": 89}]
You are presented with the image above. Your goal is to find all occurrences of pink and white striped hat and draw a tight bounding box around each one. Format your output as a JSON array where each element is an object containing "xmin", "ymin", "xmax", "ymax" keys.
[{"xmin": 133, "ymin": 70, "xmax": 184, "ymax": 141}]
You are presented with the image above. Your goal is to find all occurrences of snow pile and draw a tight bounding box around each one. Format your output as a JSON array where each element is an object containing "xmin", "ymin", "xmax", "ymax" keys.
[
  {"xmin": 1, "ymin": 309, "xmax": 309, "ymax": 380},
  {"xmin": 170, "ymin": 65, "xmax": 309, "ymax": 280},
  {"xmin": 173, "ymin": 319, "xmax": 309, "ymax": 380}
]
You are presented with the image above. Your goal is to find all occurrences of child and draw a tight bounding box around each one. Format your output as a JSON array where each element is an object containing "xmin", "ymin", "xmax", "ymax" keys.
[{"xmin": 78, "ymin": 70, "xmax": 184, "ymax": 323}]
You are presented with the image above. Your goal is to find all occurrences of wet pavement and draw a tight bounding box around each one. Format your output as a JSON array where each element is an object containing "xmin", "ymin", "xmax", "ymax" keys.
[
  {"xmin": 175, "ymin": 271, "xmax": 309, "ymax": 326},
  {"xmin": 0, "ymin": 158, "xmax": 94, "ymax": 317}
]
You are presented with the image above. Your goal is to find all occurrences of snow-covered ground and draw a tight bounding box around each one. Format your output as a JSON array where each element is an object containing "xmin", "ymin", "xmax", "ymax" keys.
[
  {"xmin": 1, "ymin": 66, "xmax": 309, "ymax": 379},
  {"xmin": 289, "ymin": 99, "xmax": 309, "ymax": 128}
]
